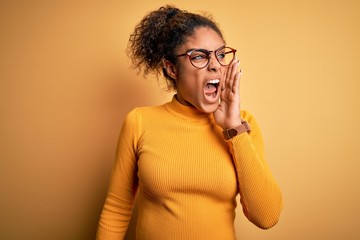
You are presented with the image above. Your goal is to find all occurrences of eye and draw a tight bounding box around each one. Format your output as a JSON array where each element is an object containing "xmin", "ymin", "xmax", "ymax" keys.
[
  {"xmin": 216, "ymin": 49, "xmax": 228, "ymax": 60},
  {"xmin": 190, "ymin": 51, "xmax": 208, "ymax": 62},
  {"xmin": 217, "ymin": 52, "xmax": 226, "ymax": 60}
]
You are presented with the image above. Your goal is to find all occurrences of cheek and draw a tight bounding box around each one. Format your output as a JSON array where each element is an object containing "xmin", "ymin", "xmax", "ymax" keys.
[
  {"xmin": 177, "ymin": 68, "xmax": 200, "ymax": 88},
  {"xmin": 181, "ymin": 73, "xmax": 203, "ymax": 94},
  {"xmin": 175, "ymin": 62, "xmax": 209, "ymax": 95},
  {"xmin": 178, "ymin": 78, "xmax": 195, "ymax": 95}
]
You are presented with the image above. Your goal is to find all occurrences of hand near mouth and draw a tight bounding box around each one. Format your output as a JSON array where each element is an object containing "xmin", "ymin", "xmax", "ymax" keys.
[{"xmin": 213, "ymin": 58, "xmax": 242, "ymax": 130}]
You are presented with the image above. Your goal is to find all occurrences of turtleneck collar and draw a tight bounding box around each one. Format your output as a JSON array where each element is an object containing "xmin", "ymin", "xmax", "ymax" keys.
[{"xmin": 164, "ymin": 95, "xmax": 215, "ymax": 124}]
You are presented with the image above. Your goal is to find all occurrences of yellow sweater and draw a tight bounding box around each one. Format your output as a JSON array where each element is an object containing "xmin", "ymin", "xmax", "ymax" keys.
[{"xmin": 97, "ymin": 96, "xmax": 282, "ymax": 240}]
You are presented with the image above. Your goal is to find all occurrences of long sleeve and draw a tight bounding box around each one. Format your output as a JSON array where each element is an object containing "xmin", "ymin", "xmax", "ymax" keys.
[
  {"xmin": 96, "ymin": 109, "xmax": 140, "ymax": 240},
  {"xmin": 229, "ymin": 111, "xmax": 283, "ymax": 229},
  {"xmin": 96, "ymin": 97, "xmax": 282, "ymax": 240}
]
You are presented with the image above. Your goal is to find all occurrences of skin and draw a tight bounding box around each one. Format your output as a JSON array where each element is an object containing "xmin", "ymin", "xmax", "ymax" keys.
[{"xmin": 164, "ymin": 27, "xmax": 243, "ymax": 130}]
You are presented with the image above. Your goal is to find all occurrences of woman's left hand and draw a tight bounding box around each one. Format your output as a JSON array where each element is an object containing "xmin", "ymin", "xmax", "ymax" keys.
[{"xmin": 213, "ymin": 58, "xmax": 242, "ymax": 130}]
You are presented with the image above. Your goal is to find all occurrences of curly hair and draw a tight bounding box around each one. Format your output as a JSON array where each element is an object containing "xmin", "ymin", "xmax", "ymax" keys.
[{"xmin": 127, "ymin": 5, "xmax": 224, "ymax": 90}]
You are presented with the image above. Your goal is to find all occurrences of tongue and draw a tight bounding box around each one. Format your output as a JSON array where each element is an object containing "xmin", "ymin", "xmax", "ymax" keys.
[{"xmin": 204, "ymin": 84, "xmax": 216, "ymax": 94}]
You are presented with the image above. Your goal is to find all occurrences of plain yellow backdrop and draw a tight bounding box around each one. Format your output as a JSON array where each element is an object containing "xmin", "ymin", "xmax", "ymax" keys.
[{"xmin": 1, "ymin": 0, "xmax": 359, "ymax": 239}]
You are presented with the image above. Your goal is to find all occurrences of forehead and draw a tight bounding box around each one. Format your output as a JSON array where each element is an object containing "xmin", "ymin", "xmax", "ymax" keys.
[{"xmin": 179, "ymin": 27, "xmax": 225, "ymax": 52}]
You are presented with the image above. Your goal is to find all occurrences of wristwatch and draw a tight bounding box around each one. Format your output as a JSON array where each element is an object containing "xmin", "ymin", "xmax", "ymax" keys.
[{"xmin": 222, "ymin": 121, "xmax": 251, "ymax": 140}]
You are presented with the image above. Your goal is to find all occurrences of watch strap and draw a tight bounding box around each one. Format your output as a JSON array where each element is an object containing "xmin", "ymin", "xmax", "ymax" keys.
[{"xmin": 222, "ymin": 121, "xmax": 251, "ymax": 140}]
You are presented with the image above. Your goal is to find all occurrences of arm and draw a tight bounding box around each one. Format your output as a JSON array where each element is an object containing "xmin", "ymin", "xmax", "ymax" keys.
[
  {"xmin": 228, "ymin": 111, "xmax": 283, "ymax": 229},
  {"xmin": 214, "ymin": 58, "xmax": 282, "ymax": 229},
  {"xmin": 96, "ymin": 109, "xmax": 139, "ymax": 239}
]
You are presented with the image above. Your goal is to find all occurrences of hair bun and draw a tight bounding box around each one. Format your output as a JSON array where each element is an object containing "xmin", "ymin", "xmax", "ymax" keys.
[{"xmin": 164, "ymin": 7, "xmax": 181, "ymax": 21}]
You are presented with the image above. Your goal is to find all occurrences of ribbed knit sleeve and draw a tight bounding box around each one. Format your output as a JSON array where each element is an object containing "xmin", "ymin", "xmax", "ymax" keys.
[
  {"xmin": 229, "ymin": 111, "xmax": 283, "ymax": 229},
  {"xmin": 96, "ymin": 97, "xmax": 283, "ymax": 239},
  {"xmin": 96, "ymin": 109, "xmax": 140, "ymax": 240}
]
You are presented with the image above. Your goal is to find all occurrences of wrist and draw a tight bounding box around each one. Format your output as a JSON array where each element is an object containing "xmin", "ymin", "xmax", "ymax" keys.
[
  {"xmin": 222, "ymin": 120, "xmax": 251, "ymax": 140},
  {"xmin": 221, "ymin": 118, "xmax": 242, "ymax": 131}
]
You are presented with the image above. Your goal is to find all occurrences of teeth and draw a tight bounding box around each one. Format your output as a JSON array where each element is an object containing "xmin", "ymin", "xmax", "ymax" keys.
[{"xmin": 208, "ymin": 79, "xmax": 220, "ymax": 84}]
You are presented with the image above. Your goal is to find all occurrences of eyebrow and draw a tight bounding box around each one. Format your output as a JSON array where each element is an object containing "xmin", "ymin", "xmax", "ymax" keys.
[{"xmin": 185, "ymin": 45, "xmax": 226, "ymax": 53}]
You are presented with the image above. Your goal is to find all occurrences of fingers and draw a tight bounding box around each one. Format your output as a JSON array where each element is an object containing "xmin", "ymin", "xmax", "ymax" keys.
[
  {"xmin": 232, "ymin": 68, "xmax": 242, "ymax": 94},
  {"xmin": 224, "ymin": 58, "xmax": 241, "ymax": 93}
]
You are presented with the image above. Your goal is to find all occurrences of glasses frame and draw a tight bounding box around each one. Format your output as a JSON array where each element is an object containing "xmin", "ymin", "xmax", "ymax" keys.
[{"xmin": 177, "ymin": 46, "xmax": 237, "ymax": 69}]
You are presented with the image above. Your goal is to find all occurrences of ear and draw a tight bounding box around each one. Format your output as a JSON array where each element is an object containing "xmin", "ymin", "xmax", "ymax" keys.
[{"xmin": 162, "ymin": 59, "xmax": 177, "ymax": 80}]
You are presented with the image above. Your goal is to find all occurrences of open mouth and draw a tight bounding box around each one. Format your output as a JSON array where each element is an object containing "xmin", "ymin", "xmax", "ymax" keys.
[{"xmin": 204, "ymin": 79, "xmax": 220, "ymax": 101}]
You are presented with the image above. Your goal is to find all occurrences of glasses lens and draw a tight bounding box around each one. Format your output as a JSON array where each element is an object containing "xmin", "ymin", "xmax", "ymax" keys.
[
  {"xmin": 216, "ymin": 47, "xmax": 235, "ymax": 66},
  {"xmin": 189, "ymin": 50, "xmax": 209, "ymax": 68}
]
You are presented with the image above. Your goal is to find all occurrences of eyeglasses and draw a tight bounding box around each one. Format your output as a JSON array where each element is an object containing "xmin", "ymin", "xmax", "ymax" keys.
[{"xmin": 177, "ymin": 46, "xmax": 237, "ymax": 69}]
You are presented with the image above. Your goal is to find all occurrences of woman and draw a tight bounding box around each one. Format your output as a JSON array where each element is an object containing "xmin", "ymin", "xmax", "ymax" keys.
[{"xmin": 97, "ymin": 5, "xmax": 282, "ymax": 240}]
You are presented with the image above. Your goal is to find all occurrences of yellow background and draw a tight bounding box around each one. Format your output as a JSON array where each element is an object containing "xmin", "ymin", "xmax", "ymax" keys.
[{"xmin": 1, "ymin": 0, "xmax": 359, "ymax": 239}]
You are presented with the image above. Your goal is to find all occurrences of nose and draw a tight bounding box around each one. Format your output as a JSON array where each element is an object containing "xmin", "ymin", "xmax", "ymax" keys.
[{"xmin": 207, "ymin": 53, "xmax": 221, "ymax": 72}]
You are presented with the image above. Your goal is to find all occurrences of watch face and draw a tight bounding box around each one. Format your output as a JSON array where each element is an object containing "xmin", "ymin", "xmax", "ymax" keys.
[{"xmin": 228, "ymin": 128, "xmax": 238, "ymax": 138}]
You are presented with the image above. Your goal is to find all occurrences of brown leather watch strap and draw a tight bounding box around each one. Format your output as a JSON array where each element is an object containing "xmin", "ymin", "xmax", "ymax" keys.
[{"xmin": 222, "ymin": 121, "xmax": 251, "ymax": 140}]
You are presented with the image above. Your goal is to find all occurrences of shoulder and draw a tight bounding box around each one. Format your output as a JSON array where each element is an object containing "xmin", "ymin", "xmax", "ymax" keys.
[
  {"xmin": 126, "ymin": 104, "xmax": 166, "ymax": 119},
  {"xmin": 123, "ymin": 104, "xmax": 168, "ymax": 127}
]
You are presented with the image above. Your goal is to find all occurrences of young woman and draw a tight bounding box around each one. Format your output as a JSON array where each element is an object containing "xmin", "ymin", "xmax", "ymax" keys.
[{"xmin": 97, "ymin": 5, "xmax": 282, "ymax": 240}]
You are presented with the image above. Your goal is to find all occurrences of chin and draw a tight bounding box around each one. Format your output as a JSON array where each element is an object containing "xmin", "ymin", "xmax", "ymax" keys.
[{"xmin": 198, "ymin": 102, "xmax": 219, "ymax": 113}]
